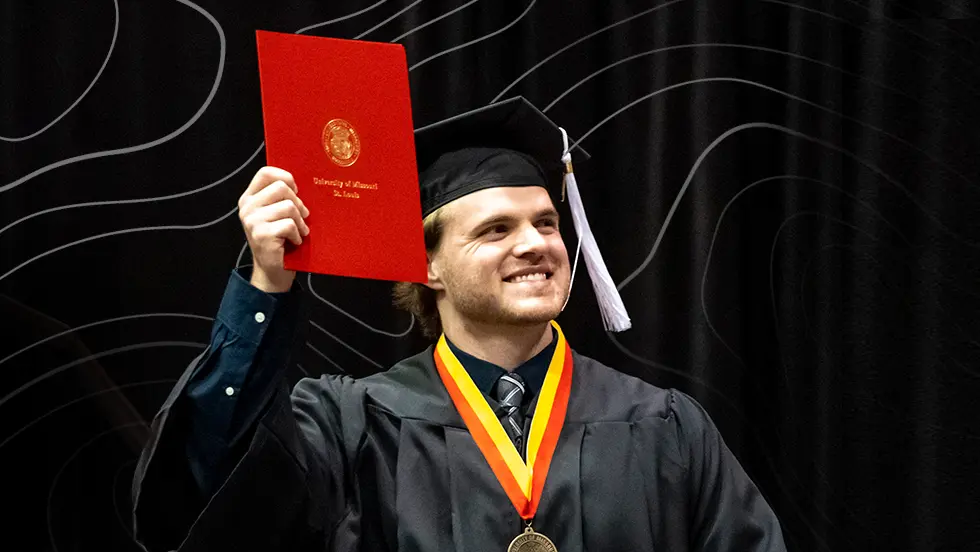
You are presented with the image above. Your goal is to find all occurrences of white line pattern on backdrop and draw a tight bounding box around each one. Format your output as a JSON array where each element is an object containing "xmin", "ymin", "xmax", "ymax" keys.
[
  {"xmin": 0, "ymin": 0, "xmax": 225, "ymax": 193},
  {"xmin": 549, "ymin": 69, "xmax": 976, "ymax": 195},
  {"xmin": 760, "ymin": 0, "xmax": 980, "ymax": 98},
  {"xmin": 408, "ymin": 0, "xmax": 536, "ymax": 71},
  {"xmin": 0, "ymin": 313, "xmax": 213, "ymax": 369},
  {"xmin": 606, "ymin": 119, "xmax": 980, "ymax": 294},
  {"xmin": 0, "ymin": 143, "xmax": 266, "ymax": 241},
  {"xmin": 0, "ymin": 0, "xmax": 119, "ymax": 143},
  {"xmin": 491, "ymin": 0, "xmax": 688, "ymax": 103},
  {"xmin": 390, "ymin": 0, "xmax": 481, "ymax": 42},
  {"xmin": 294, "ymin": 0, "xmax": 392, "ymax": 35},
  {"xmin": 306, "ymin": 273, "xmax": 415, "ymax": 337},
  {"xmin": 0, "ymin": 342, "xmax": 207, "ymax": 411},
  {"xmin": 0, "ymin": 380, "xmax": 177, "ymax": 453},
  {"xmin": 356, "ymin": 0, "xmax": 423, "ymax": 39},
  {"xmin": 0, "ymin": 206, "xmax": 240, "ymax": 284},
  {"xmin": 309, "ymin": 320, "xmax": 385, "ymax": 370}
]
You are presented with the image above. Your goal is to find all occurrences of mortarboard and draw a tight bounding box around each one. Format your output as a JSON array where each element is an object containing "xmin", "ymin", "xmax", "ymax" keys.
[
  {"xmin": 414, "ymin": 96, "xmax": 587, "ymax": 216},
  {"xmin": 412, "ymin": 97, "xmax": 631, "ymax": 332}
]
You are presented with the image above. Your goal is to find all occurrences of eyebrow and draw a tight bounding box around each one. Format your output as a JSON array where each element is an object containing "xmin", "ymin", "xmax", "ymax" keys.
[{"xmin": 471, "ymin": 208, "xmax": 560, "ymax": 230}]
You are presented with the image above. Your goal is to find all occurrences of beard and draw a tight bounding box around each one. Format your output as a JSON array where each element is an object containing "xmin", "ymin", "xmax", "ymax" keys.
[{"xmin": 438, "ymin": 263, "xmax": 569, "ymax": 328}]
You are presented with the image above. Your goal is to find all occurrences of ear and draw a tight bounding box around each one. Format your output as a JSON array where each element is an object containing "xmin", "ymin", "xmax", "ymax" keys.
[{"xmin": 424, "ymin": 253, "xmax": 445, "ymax": 291}]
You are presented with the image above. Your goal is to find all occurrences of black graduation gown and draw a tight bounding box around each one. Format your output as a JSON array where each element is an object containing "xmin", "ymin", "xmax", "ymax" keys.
[{"xmin": 131, "ymin": 346, "xmax": 785, "ymax": 551}]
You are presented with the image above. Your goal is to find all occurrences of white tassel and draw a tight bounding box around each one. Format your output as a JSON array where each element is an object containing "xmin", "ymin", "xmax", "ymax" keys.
[{"xmin": 559, "ymin": 128, "xmax": 631, "ymax": 332}]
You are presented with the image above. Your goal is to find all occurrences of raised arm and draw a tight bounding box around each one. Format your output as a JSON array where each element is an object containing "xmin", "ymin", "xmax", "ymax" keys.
[{"xmin": 131, "ymin": 168, "xmax": 350, "ymax": 551}]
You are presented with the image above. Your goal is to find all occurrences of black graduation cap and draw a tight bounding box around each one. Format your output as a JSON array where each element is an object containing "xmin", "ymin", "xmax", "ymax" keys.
[
  {"xmin": 413, "ymin": 96, "xmax": 590, "ymax": 218},
  {"xmin": 410, "ymin": 97, "xmax": 632, "ymax": 333}
]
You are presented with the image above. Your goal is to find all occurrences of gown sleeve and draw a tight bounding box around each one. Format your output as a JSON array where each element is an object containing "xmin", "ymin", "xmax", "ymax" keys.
[
  {"xmin": 672, "ymin": 391, "xmax": 787, "ymax": 551},
  {"xmin": 131, "ymin": 269, "xmax": 355, "ymax": 552}
]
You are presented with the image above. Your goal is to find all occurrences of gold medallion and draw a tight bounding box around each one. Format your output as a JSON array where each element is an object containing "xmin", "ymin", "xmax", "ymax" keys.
[
  {"xmin": 506, "ymin": 525, "xmax": 558, "ymax": 552},
  {"xmin": 322, "ymin": 118, "xmax": 360, "ymax": 167}
]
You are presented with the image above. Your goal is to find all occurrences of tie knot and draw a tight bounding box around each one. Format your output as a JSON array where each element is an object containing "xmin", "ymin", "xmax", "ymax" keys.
[{"xmin": 493, "ymin": 372, "xmax": 525, "ymax": 409}]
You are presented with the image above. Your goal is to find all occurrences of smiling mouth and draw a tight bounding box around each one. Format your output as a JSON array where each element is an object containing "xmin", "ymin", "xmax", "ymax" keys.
[{"xmin": 505, "ymin": 272, "xmax": 552, "ymax": 283}]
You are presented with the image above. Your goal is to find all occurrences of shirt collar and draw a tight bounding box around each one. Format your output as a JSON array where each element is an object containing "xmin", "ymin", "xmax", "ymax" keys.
[{"xmin": 444, "ymin": 327, "xmax": 557, "ymax": 400}]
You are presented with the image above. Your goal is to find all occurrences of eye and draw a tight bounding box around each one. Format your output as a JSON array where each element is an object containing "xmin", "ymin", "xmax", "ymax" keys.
[
  {"xmin": 536, "ymin": 218, "xmax": 558, "ymax": 232},
  {"xmin": 480, "ymin": 224, "xmax": 509, "ymax": 237}
]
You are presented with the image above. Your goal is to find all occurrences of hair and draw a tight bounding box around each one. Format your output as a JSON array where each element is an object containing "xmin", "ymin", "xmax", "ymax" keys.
[{"xmin": 392, "ymin": 207, "xmax": 449, "ymax": 339}]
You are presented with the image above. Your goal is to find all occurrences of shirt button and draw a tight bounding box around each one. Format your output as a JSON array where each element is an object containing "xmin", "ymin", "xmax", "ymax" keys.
[
  {"xmin": 225, "ymin": 386, "xmax": 235, "ymax": 396},
  {"xmin": 254, "ymin": 312, "xmax": 266, "ymax": 323}
]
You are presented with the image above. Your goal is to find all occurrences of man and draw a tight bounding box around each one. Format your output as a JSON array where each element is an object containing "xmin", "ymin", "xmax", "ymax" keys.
[{"xmin": 131, "ymin": 98, "xmax": 785, "ymax": 551}]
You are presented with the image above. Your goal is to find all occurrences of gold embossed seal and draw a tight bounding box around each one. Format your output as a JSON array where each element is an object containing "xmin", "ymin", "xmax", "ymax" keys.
[
  {"xmin": 507, "ymin": 526, "xmax": 558, "ymax": 552},
  {"xmin": 322, "ymin": 119, "xmax": 360, "ymax": 167}
]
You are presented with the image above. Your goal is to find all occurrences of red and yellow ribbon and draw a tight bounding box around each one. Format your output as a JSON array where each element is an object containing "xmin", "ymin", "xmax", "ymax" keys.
[{"xmin": 434, "ymin": 320, "xmax": 573, "ymax": 520}]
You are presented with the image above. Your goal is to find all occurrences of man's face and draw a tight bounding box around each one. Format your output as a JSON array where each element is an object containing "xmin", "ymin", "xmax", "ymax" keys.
[{"xmin": 428, "ymin": 186, "xmax": 571, "ymax": 328}]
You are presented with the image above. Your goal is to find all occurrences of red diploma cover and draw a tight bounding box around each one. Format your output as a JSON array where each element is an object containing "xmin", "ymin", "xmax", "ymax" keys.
[{"xmin": 255, "ymin": 30, "xmax": 427, "ymax": 283}]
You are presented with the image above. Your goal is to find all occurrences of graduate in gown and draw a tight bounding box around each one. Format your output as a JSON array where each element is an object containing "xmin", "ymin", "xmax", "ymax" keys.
[{"xmin": 131, "ymin": 97, "xmax": 786, "ymax": 552}]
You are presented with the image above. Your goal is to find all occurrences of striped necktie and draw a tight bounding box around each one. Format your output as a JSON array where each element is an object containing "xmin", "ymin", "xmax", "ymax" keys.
[{"xmin": 493, "ymin": 372, "xmax": 526, "ymax": 455}]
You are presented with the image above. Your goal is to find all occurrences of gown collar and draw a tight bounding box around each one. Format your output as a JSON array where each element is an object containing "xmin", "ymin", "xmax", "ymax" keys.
[{"xmin": 444, "ymin": 326, "xmax": 557, "ymax": 401}]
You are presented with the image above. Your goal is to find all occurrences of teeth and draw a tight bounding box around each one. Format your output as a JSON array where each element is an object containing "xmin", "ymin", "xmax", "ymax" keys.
[{"xmin": 510, "ymin": 272, "xmax": 547, "ymax": 283}]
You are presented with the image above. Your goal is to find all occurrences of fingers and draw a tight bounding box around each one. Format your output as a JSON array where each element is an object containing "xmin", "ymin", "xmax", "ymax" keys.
[
  {"xmin": 244, "ymin": 199, "xmax": 310, "ymax": 238},
  {"xmin": 244, "ymin": 179, "xmax": 309, "ymax": 216},
  {"xmin": 238, "ymin": 167, "xmax": 309, "ymax": 286},
  {"xmin": 239, "ymin": 183, "xmax": 310, "ymax": 240},
  {"xmin": 255, "ymin": 218, "xmax": 304, "ymax": 247},
  {"xmin": 244, "ymin": 166, "xmax": 297, "ymax": 198}
]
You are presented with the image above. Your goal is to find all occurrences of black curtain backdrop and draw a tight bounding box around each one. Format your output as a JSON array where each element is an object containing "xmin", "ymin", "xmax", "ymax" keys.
[{"xmin": 2, "ymin": 1, "xmax": 979, "ymax": 551}]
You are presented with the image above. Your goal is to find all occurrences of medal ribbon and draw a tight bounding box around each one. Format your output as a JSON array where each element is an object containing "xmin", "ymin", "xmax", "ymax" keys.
[{"xmin": 434, "ymin": 320, "xmax": 573, "ymax": 520}]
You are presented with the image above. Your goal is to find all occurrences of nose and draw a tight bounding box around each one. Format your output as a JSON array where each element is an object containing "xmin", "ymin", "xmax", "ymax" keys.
[{"xmin": 512, "ymin": 224, "xmax": 547, "ymax": 257}]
